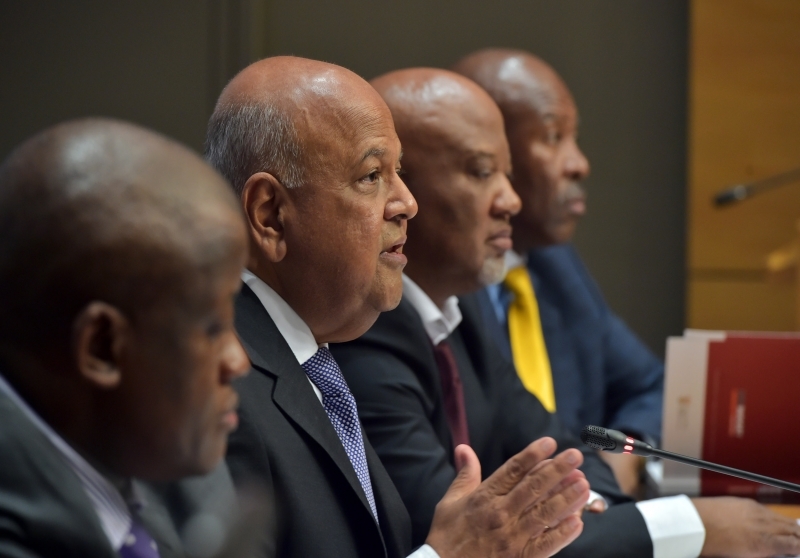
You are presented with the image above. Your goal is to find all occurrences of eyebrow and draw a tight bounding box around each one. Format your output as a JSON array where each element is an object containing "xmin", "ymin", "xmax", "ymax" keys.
[{"xmin": 360, "ymin": 147, "xmax": 386, "ymax": 164}]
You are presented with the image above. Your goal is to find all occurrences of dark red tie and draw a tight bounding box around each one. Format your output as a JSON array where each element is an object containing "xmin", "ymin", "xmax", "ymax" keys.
[{"xmin": 432, "ymin": 340, "xmax": 471, "ymax": 450}]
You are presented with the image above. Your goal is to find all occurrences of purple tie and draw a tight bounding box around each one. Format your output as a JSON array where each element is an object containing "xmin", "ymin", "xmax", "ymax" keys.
[
  {"xmin": 119, "ymin": 520, "xmax": 160, "ymax": 558},
  {"xmin": 302, "ymin": 347, "xmax": 379, "ymax": 522}
]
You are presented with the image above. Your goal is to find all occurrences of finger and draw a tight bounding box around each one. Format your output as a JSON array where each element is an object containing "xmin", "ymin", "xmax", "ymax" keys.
[
  {"xmin": 523, "ymin": 514, "xmax": 584, "ymax": 558},
  {"xmin": 480, "ymin": 437, "xmax": 557, "ymax": 496},
  {"xmin": 503, "ymin": 448, "xmax": 583, "ymax": 515},
  {"xmin": 519, "ymin": 477, "xmax": 590, "ymax": 536},
  {"xmin": 543, "ymin": 470, "xmax": 586, "ymax": 500},
  {"xmin": 438, "ymin": 444, "xmax": 482, "ymax": 505},
  {"xmin": 767, "ymin": 533, "xmax": 800, "ymax": 556}
]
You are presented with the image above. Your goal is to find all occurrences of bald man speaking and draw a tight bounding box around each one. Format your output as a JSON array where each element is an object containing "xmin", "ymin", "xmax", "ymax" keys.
[
  {"xmin": 206, "ymin": 56, "xmax": 589, "ymax": 558},
  {"xmin": 0, "ymin": 119, "xmax": 249, "ymax": 557},
  {"xmin": 332, "ymin": 68, "xmax": 800, "ymax": 558}
]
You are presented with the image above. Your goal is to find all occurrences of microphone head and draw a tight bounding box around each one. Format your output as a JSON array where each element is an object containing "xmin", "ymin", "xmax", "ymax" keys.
[
  {"xmin": 580, "ymin": 425, "xmax": 654, "ymax": 456},
  {"xmin": 580, "ymin": 425, "xmax": 619, "ymax": 452}
]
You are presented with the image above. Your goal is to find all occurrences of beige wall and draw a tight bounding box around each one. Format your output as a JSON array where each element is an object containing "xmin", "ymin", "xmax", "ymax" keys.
[{"xmin": 688, "ymin": 0, "xmax": 800, "ymax": 331}]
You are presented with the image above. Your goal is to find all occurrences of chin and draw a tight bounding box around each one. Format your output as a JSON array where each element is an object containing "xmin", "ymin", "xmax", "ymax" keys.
[{"xmin": 478, "ymin": 257, "xmax": 507, "ymax": 286}]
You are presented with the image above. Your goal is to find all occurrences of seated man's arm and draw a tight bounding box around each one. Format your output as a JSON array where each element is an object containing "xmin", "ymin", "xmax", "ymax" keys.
[
  {"xmin": 338, "ymin": 346, "xmax": 652, "ymax": 558},
  {"xmin": 602, "ymin": 312, "xmax": 664, "ymax": 445}
]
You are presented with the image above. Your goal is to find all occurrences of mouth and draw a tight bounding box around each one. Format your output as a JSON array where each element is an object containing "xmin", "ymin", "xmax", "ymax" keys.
[
  {"xmin": 565, "ymin": 195, "xmax": 587, "ymax": 216},
  {"xmin": 220, "ymin": 396, "xmax": 239, "ymax": 432},
  {"xmin": 487, "ymin": 227, "xmax": 513, "ymax": 253},
  {"xmin": 380, "ymin": 235, "xmax": 408, "ymax": 266}
]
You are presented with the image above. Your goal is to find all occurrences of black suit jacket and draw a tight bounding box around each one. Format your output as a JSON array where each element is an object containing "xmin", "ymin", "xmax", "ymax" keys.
[
  {"xmin": 226, "ymin": 284, "xmax": 412, "ymax": 558},
  {"xmin": 332, "ymin": 294, "xmax": 654, "ymax": 558},
  {"xmin": 0, "ymin": 389, "xmax": 235, "ymax": 558}
]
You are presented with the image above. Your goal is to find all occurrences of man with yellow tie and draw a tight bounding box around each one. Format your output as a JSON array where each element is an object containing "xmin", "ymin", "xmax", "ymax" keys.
[{"xmin": 452, "ymin": 49, "xmax": 664, "ymax": 494}]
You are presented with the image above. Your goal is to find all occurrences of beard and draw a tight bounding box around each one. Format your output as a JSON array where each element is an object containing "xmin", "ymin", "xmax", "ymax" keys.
[{"xmin": 478, "ymin": 255, "xmax": 507, "ymax": 287}]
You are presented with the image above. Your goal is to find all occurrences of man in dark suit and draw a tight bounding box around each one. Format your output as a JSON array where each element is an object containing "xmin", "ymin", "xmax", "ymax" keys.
[
  {"xmin": 452, "ymin": 49, "xmax": 663, "ymax": 493},
  {"xmin": 332, "ymin": 67, "xmax": 800, "ymax": 558},
  {"xmin": 0, "ymin": 119, "xmax": 251, "ymax": 557},
  {"xmin": 206, "ymin": 55, "xmax": 592, "ymax": 558}
]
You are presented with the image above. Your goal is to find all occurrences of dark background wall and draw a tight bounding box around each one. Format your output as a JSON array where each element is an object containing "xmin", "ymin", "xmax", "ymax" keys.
[{"xmin": 0, "ymin": 0, "xmax": 687, "ymax": 356}]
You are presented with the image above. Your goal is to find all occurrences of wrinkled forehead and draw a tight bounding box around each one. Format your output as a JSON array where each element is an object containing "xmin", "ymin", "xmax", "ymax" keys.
[
  {"xmin": 296, "ymin": 81, "xmax": 398, "ymax": 173},
  {"xmin": 402, "ymin": 88, "xmax": 507, "ymax": 155}
]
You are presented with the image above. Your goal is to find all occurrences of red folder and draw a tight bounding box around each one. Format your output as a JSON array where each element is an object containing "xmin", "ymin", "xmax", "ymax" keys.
[{"xmin": 700, "ymin": 335, "xmax": 800, "ymax": 502}]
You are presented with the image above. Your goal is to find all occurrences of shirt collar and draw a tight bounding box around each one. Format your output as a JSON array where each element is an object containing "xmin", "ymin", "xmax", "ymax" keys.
[
  {"xmin": 0, "ymin": 373, "xmax": 132, "ymax": 551},
  {"xmin": 402, "ymin": 274, "xmax": 462, "ymax": 346},
  {"xmin": 504, "ymin": 249, "xmax": 527, "ymax": 271},
  {"xmin": 242, "ymin": 270, "xmax": 326, "ymax": 366}
]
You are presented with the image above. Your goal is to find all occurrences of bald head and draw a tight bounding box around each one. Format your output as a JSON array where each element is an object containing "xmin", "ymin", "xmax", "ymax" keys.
[
  {"xmin": 452, "ymin": 48, "xmax": 572, "ymax": 122},
  {"xmin": 371, "ymin": 68, "xmax": 520, "ymax": 306},
  {"xmin": 453, "ymin": 49, "xmax": 590, "ymax": 248},
  {"xmin": 207, "ymin": 56, "xmax": 390, "ymax": 195},
  {"xmin": 0, "ymin": 119, "xmax": 242, "ymax": 351},
  {"xmin": 372, "ymin": 68, "xmax": 503, "ymax": 156}
]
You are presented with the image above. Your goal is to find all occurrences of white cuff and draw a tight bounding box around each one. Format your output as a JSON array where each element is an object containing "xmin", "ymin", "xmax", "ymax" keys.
[
  {"xmin": 636, "ymin": 495, "xmax": 705, "ymax": 558},
  {"xmin": 408, "ymin": 544, "xmax": 440, "ymax": 558},
  {"xmin": 587, "ymin": 490, "xmax": 608, "ymax": 510}
]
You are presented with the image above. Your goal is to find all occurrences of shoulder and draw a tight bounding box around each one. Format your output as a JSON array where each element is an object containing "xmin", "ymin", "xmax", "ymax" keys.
[{"xmin": 0, "ymin": 396, "xmax": 115, "ymax": 557}]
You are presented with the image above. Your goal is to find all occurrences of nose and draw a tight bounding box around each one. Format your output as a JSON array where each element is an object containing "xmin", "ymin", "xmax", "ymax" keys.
[
  {"xmin": 564, "ymin": 138, "xmax": 590, "ymax": 181},
  {"xmin": 221, "ymin": 333, "xmax": 251, "ymax": 383},
  {"xmin": 385, "ymin": 173, "xmax": 418, "ymax": 222},
  {"xmin": 492, "ymin": 175, "xmax": 522, "ymax": 219}
]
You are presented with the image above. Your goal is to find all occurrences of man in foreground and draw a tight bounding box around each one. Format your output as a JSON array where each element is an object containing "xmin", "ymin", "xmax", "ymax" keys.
[
  {"xmin": 332, "ymin": 67, "xmax": 800, "ymax": 558},
  {"xmin": 0, "ymin": 119, "xmax": 250, "ymax": 557},
  {"xmin": 207, "ymin": 55, "xmax": 590, "ymax": 558},
  {"xmin": 452, "ymin": 48, "xmax": 663, "ymax": 493}
]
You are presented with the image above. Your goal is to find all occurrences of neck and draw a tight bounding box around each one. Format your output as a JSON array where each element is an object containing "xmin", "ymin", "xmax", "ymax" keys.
[
  {"xmin": 405, "ymin": 268, "xmax": 451, "ymax": 310},
  {"xmin": 0, "ymin": 350, "xmax": 113, "ymax": 475}
]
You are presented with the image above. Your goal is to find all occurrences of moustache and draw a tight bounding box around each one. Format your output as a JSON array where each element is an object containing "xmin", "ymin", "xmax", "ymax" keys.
[{"xmin": 557, "ymin": 181, "xmax": 586, "ymax": 206}]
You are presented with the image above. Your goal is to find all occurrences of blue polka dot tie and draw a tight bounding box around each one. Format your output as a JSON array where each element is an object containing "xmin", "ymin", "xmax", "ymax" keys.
[
  {"xmin": 119, "ymin": 519, "xmax": 160, "ymax": 558},
  {"xmin": 302, "ymin": 347, "xmax": 379, "ymax": 522}
]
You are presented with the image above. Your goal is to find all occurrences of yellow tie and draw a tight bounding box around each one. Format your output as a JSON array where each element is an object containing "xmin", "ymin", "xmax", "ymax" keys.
[{"xmin": 503, "ymin": 266, "xmax": 557, "ymax": 412}]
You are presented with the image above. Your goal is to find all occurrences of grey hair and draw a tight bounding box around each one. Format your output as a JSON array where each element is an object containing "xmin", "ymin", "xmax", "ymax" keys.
[{"xmin": 204, "ymin": 102, "xmax": 304, "ymax": 195}]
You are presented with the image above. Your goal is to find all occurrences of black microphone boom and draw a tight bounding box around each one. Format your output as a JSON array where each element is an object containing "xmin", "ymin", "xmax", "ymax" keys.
[
  {"xmin": 713, "ymin": 167, "xmax": 800, "ymax": 207},
  {"xmin": 580, "ymin": 425, "xmax": 800, "ymax": 495}
]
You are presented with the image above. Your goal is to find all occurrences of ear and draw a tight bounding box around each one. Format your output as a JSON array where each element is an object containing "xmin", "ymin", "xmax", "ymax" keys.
[
  {"xmin": 241, "ymin": 172, "xmax": 289, "ymax": 264},
  {"xmin": 72, "ymin": 302, "xmax": 130, "ymax": 389}
]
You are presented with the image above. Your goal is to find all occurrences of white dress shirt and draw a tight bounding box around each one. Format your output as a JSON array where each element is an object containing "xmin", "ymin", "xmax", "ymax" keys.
[
  {"xmin": 0, "ymin": 373, "xmax": 133, "ymax": 551},
  {"xmin": 241, "ymin": 270, "xmax": 440, "ymax": 558},
  {"xmin": 401, "ymin": 274, "xmax": 707, "ymax": 558}
]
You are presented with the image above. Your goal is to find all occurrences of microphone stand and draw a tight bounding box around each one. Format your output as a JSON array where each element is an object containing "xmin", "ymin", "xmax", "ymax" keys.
[
  {"xmin": 648, "ymin": 446, "xmax": 800, "ymax": 495},
  {"xmin": 714, "ymin": 167, "xmax": 800, "ymax": 207}
]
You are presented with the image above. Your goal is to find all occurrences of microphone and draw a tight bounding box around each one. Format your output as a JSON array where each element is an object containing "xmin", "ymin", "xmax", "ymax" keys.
[
  {"xmin": 581, "ymin": 425, "xmax": 800, "ymax": 495},
  {"xmin": 713, "ymin": 167, "xmax": 800, "ymax": 207}
]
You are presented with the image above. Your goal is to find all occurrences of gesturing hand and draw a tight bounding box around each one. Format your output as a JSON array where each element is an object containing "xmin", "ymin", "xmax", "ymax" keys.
[{"xmin": 425, "ymin": 437, "xmax": 589, "ymax": 558}]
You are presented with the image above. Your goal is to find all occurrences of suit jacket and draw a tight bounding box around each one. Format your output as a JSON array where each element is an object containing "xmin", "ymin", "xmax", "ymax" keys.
[
  {"xmin": 332, "ymin": 295, "xmax": 654, "ymax": 558},
  {"xmin": 0, "ymin": 389, "xmax": 235, "ymax": 558},
  {"xmin": 226, "ymin": 284, "xmax": 412, "ymax": 558},
  {"xmin": 477, "ymin": 244, "xmax": 664, "ymax": 443}
]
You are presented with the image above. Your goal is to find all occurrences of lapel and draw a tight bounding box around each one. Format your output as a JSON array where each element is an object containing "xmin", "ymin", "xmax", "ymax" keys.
[
  {"xmin": 134, "ymin": 480, "xmax": 184, "ymax": 558},
  {"xmin": 234, "ymin": 284, "xmax": 380, "ymax": 527}
]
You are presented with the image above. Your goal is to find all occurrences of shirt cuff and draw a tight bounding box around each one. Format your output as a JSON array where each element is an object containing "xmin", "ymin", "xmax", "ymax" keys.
[
  {"xmin": 408, "ymin": 544, "xmax": 440, "ymax": 558},
  {"xmin": 588, "ymin": 490, "xmax": 608, "ymax": 510},
  {"xmin": 636, "ymin": 495, "xmax": 705, "ymax": 558}
]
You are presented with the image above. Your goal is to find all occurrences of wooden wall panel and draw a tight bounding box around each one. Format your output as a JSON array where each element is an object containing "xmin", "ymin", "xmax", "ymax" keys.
[{"xmin": 688, "ymin": 0, "xmax": 800, "ymax": 330}]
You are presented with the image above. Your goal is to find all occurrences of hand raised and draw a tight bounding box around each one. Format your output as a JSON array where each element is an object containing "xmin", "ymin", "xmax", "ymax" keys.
[
  {"xmin": 425, "ymin": 437, "xmax": 589, "ymax": 558},
  {"xmin": 693, "ymin": 496, "xmax": 800, "ymax": 557}
]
